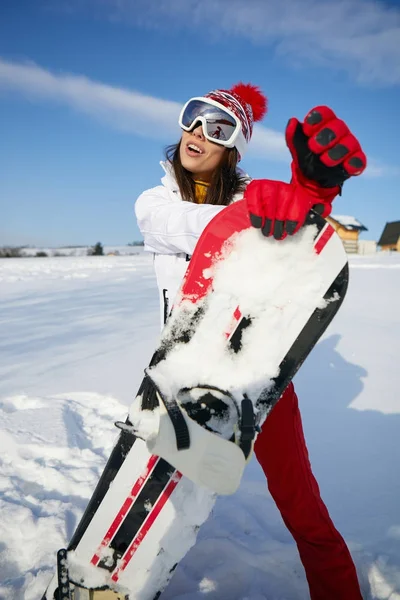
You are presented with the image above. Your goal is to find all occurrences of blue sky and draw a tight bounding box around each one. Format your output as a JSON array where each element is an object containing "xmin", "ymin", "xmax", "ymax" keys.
[{"xmin": 1, "ymin": 0, "xmax": 399, "ymax": 246}]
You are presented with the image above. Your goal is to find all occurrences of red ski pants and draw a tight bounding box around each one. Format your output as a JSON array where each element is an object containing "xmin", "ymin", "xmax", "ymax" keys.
[{"xmin": 254, "ymin": 383, "xmax": 362, "ymax": 600}]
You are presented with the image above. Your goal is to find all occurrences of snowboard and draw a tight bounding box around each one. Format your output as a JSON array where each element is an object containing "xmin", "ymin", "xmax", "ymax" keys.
[{"xmin": 42, "ymin": 199, "xmax": 348, "ymax": 600}]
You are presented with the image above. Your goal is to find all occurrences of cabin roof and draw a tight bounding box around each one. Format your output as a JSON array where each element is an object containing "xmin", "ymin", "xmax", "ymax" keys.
[
  {"xmin": 377, "ymin": 221, "xmax": 400, "ymax": 246},
  {"xmin": 329, "ymin": 214, "xmax": 368, "ymax": 232}
]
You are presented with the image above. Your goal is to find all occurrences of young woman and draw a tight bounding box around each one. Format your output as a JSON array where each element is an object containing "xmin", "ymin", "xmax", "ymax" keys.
[{"xmin": 135, "ymin": 83, "xmax": 366, "ymax": 600}]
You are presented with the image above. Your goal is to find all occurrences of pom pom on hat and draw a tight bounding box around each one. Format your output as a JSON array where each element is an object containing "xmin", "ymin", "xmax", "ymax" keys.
[{"xmin": 230, "ymin": 82, "xmax": 268, "ymax": 122}]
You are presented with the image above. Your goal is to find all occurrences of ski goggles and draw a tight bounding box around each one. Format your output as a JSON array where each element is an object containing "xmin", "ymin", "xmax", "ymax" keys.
[{"xmin": 178, "ymin": 98, "xmax": 243, "ymax": 149}]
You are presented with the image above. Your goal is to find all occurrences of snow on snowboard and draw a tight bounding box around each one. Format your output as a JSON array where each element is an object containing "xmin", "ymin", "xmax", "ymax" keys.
[{"xmin": 42, "ymin": 199, "xmax": 348, "ymax": 600}]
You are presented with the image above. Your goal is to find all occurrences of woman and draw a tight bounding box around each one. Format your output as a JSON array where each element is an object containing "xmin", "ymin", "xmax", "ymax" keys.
[{"xmin": 135, "ymin": 82, "xmax": 366, "ymax": 600}]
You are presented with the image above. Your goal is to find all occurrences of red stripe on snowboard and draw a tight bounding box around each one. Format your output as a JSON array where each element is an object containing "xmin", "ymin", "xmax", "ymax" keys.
[
  {"xmin": 91, "ymin": 454, "xmax": 159, "ymax": 566},
  {"xmin": 111, "ymin": 472, "xmax": 182, "ymax": 582},
  {"xmin": 225, "ymin": 306, "xmax": 242, "ymax": 339},
  {"xmin": 314, "ymin": 224, "xmax": 334, "ymax": 255}
]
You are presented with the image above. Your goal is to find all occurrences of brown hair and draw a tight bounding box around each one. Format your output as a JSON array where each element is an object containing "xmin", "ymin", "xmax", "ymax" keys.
[{"xmin": 165, "ymin": 142, "xmax": 248, "ymax": 206}]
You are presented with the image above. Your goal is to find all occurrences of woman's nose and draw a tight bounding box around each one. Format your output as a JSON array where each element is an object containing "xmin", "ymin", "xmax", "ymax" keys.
[{"xmin": 192, "ymin": 123, "xmax": 205, "ymax": 139}]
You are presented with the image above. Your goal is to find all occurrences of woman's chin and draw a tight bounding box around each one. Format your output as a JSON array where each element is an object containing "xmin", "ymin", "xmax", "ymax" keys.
[{"xmin": 180, "ymin": 154, "xmax": 203, "ymax": 172}]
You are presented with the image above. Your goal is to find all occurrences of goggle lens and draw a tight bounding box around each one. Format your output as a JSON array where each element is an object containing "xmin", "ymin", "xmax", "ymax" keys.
[{"xmin": 181, "ymin": 100, "xmax": 238, "ymax": 144}]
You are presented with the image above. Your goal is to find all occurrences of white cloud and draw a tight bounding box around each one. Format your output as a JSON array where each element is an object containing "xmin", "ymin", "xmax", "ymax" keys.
[
  {"xmin": 62, "ymin": 0, "xmax": 400, "ymax": 86},
  {"xmin": 251, "ymin": 125, "xmax": 288, "ymax": 160},
  {"xmin": 363, "ymin": 158, "xmax": 400, "ymax": 179},
  {"xmin": 0, "ymin": 57, "xmax": 181, "ymax": 140},
  {"xmin": 0, "ymin": 58, "xmax": 396, "ymax": 176},
  {"xmin": 0, "ymin": 58, "xmax": 287, "ymax": 160}
]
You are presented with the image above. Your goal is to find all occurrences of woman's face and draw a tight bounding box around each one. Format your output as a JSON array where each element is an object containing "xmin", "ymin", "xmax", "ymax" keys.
[{"xmin": 179, "ymin": 124, "xmax": 226, "ymax": 182}]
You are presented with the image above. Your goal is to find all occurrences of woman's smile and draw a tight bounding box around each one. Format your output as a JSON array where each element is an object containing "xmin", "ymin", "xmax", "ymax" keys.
[{"xmin": 185, "ymin": 141, "xmax": 205, "ymax": 157}]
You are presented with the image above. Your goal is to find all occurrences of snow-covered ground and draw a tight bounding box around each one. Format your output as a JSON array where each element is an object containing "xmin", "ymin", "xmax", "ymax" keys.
[{"xmin": 0, "ymin": 252, "xmax": 399, "ymax": 600}]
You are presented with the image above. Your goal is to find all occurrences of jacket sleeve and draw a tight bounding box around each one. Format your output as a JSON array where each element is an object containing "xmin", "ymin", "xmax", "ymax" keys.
[{"xmin": 135, "ymin": 186, "xmax": 225, "ymax": 255}]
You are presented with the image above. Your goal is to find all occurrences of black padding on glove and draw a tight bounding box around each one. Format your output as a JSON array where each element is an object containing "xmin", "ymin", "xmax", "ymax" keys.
[{"xmin": 291, "ymin": 122, "xmax": 350, "ymax": 188}]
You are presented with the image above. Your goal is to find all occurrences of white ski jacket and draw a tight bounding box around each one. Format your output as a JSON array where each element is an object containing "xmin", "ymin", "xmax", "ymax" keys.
[{"xmin": 135, "ymin": 161, "xmax": 250, "ymax": 326}]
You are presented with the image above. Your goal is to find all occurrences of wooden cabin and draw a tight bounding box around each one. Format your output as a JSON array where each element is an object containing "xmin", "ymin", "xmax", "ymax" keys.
[
  {"xmin": 377, "ymin": 221, "xmax": 400, "ymax": 252},
  {"xmin": 327, "ymin": 215, "xmax": 368, "ymax": 254}
]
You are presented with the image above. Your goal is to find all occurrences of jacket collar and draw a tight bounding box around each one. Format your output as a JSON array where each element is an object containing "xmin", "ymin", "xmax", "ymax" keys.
[{"xmin": 160, "ymin": 161, "xmax": 179, "ymax": 194}]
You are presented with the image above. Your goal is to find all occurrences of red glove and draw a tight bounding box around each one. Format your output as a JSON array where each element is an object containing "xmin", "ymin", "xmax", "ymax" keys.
[
  {"xmin": 244, "ymin": 179, "xmax": 315, "ymax": 240},
  {"xmin": 285, "ymin": 106, "xmax": 367, "ymax": 217}
]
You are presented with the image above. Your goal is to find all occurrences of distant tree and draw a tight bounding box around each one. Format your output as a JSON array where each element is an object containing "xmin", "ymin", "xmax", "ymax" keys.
[
  {"xmin": 36, "ymin": 251, "xmax": 48, "ymax": 257},
  {"xmin": 0, "ymin": 247, "xmax": 24, "ymax": 258},
  {"xmin": 88, "ymin": 242, "xmax": 104, "ymax": 256},
  {"xmin": 128, "ymin": 241, "xmax": 144, "ymax": 246}
]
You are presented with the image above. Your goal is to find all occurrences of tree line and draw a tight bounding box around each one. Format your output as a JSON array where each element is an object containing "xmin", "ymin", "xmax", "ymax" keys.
[{"xmin": 0, "ymin": 241, "xmax": 144, "ymax": 258}]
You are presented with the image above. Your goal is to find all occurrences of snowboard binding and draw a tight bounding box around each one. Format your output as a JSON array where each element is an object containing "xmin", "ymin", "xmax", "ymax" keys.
[
  {"xmin": 122, "ymin": 374, "xmax": 259, "ymax": 495},
  {"xmin": 53, "ymin": 549, "xmax": 128, "ymax": 599},
  {"xmin": 177, "ymin": 385, "xmax": 259, "ymax": 460}
]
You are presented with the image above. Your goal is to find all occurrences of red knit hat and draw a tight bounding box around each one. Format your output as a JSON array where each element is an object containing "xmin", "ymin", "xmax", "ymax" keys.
[{"xmin": 204, "ymin": 83, "xmax": 268, "ymax": 157}]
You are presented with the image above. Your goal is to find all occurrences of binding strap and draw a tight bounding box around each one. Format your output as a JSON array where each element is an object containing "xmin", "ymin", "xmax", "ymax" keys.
[
  {"xmin": 239, "ymin": 395, "xmax": 258, "ymax": 459},
  {"xmin": 146, "ymin": 373, "xmax": 190, "ymax": 451}
]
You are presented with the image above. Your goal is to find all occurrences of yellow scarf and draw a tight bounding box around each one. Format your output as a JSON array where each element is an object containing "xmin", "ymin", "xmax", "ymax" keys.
[{"xmin": 194, "ymin": 180, "xmax": 209, "ymax": 204}]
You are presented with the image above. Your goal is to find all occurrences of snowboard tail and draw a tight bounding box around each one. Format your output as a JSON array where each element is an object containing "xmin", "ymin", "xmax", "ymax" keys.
[{"xmin": 43, "ymin": 200, "xmax": 348, "ymax": 599}]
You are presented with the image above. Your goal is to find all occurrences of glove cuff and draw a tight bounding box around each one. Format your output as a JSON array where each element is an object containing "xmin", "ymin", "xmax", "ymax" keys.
[{"xmin": 291, "ymin": 163, "xmax": 339, "ymax": 217}]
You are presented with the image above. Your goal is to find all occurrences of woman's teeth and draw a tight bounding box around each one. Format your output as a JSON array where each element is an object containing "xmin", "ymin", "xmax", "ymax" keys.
[{"xmin": 188, "ymin": 144, "xmax": 203, "ymax": 154}]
